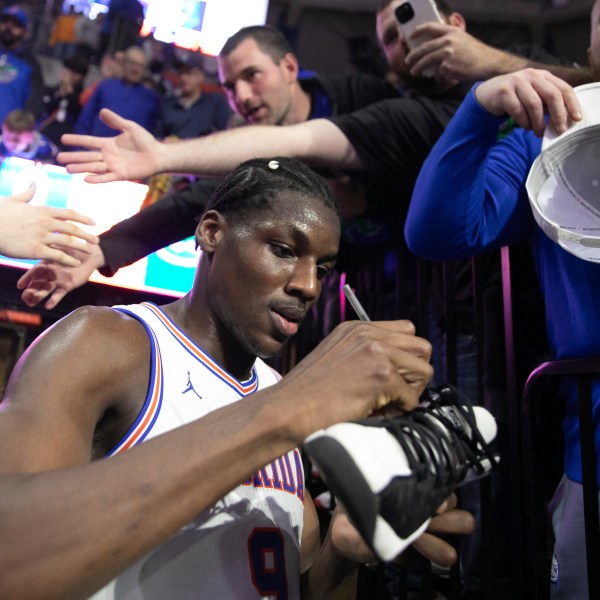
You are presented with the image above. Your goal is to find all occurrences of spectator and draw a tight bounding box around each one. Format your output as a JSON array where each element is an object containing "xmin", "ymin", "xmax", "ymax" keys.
[
  {"xmin": 0, "ymin": 109, "xmax": 58, "ymax": 162},
  {"xmin": 22, "ymin": 4, "xmax": 590, "ymax": 311},
  {"xmin": 19, "ymin": 23, "xmax": 400, "ymax": 308},
  {"xmin": 74, "ymin": 45, "xmax": 160, "ymax": 138},
  {"xmin": 156, "ymin": 55, "xmax": 232, "ymax": 140},
  {"xmin": 0, "ymin": 5, "xmax": 45, "ymax": 121},
  {"xmin": 404, "ymin": 4, "xmax": 600, "ymax": 598},
  {"xmin": 39, "ymin": 55, "xmax": 89, "ymax": 151},
  {"xmin": 79, "ymin": 50, "xmax": 124, "ymax": 107}
]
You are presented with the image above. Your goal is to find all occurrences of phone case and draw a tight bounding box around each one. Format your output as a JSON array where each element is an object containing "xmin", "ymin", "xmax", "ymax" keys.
[{"xmin": 395, "ymin": 0, "xmax": 444, "ymax": 72}]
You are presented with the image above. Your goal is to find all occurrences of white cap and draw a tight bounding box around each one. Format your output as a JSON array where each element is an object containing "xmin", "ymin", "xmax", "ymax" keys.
[{"xmin": 526, "ymin": 83, "xmax": 600, "ymax": 262}]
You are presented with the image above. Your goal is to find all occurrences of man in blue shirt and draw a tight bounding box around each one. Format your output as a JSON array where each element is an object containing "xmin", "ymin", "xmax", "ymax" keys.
[
  {"xmin": 405, "ymin": 4, "xmax": 600, "ymax": 597},
  {"xmin": 0, "ymin": 5, "xmax": 44, "ymax": 122},
  {"xmin": 75, "ymin": 45, "xmax": 160, "ymax": 137},
  {"xmin": 157, "ymin": 56, "xmax": 232, "ymax": 140}
]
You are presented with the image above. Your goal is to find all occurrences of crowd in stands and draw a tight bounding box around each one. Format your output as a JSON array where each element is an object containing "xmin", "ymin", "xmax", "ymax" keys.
[
  {"xmin": 0, "ymin": 1, "xmax": 599, "ymax": 600},
  {"xmin": 0, "ymin": 1, "xmax": 232, "ymax": 171}
]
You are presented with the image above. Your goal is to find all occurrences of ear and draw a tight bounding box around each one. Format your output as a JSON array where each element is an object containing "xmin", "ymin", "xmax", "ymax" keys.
[
  {"xmin": 280, "ymin": 52, "xmax": 300, "ymax": 83},
  {"xmin": 448, "ymin": 12, "xmax": 466, "ymax": 31},
  {"xmin": 195, "ymin": 210, "xmax": 226, "ymax": 254}
]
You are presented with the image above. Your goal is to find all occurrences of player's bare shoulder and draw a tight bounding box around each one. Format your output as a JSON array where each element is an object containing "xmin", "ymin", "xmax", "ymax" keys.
[
  {"xmin": 11, "ymin": 304, "xmax": 152, "ymax": 404},
  {"xmin": 1, "ymin": 305, "xmax": 154, "ymax": 465},
  {"xmin": 42, "ymin": 304, "xmax": 149, "ymax": 357}
]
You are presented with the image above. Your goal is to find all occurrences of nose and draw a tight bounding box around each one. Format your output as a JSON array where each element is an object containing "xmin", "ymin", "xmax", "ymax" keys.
[
  {"xmin": 234, "ymin": 80, "xmax": 253, "ymax": 106},
  {"xmin": 287, "ymin": 259, "xmax": 319, "ymax": 302}
]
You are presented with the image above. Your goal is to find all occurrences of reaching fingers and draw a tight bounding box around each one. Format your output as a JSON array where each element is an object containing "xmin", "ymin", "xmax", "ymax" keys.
[
  {"xmin": 411, "ymin": 505, "xmax": 474, "ymax": 566},
  {"xmin": 476, "ymin": 69, "xmax": 582, "ymax": 138},
  {"xmin": 427, "ymin": 509, "xmax": 475, "ymax": 536},
  {"xmin": 57, "ymin": 151, "xmax": 118, "ymax": 182},
  {"xmin": 59, "ymin": 134, "xmax": 103, "ymax": 152},
  {"xmin": 436, "ymin": 493, "xmax": 457, "ymax": 513},
  {"xmin": 513, "ymin": 73, "xmax": 559, "ymax": 136},
  {"xmin": 504, "ymin": 70, "xmax": 581, "ymax": 137},
  {"xmin": 411, "ymin": 532, "xmax": 457, "ymax": 567},
  {"xmin": 46, "ymin": 221, "xmax": 99, "ymax": 247},
  {"xmin": 16, "ymin": 264, "xmax": 49, "ymax": 290},
  {"xmin": 57, "ymin": 149, "xmax": 100, "ymax": 162},
  {"xmin": 529, "ymin": 72, "xmax": 582, "ymax": 135},
  {"xmin": 40, "ymin": 247, "xmax": 83, "ymax": 268},
  {"xmin": 98, "ymin": 107, "xmax": 129, "ymax": 129},
  {"xmin": 43, "ymin": 286, "xmax": 69, "ymax": 310},
  {"xmin": 22, "ymin": 285, "xmax": 68, "ymax": 310},
  {"xmin": 49, "ymin": 208, "xmax": 97, "ymax": 227},
  {"xmin": 6, "ymin": 183, "xmax": 36, "ymax": 204},
  {"xmin": 58, "ymin": 152, "xmax": 104, "ymax": 172},
  {"xmin": 20, "ymin": 278, "xmax": 56, "ymax": 307},
  {"xmin": 19, "ymin": 268, "xmax": 69, "ymax": 308}
]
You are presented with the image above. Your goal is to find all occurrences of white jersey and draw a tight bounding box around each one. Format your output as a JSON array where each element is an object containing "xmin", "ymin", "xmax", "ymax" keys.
[{"xmin": 89, "ymin": 302, "xmax": 305, "ymax": 600}]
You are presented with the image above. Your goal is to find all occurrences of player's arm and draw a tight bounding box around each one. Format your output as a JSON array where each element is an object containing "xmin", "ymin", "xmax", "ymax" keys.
[
  {"xmin": 59, "ymin": 109, "xmax": 363, "ymax": 183},
  {"xmin": 0, "ymin": 317, "xmax": 432, "ymax": 600}
]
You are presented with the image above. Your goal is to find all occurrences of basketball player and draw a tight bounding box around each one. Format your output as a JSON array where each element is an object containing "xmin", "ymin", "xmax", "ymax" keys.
[{"xmin": 0, "ymin": 158, "xmax": 472, "ymax": 599}]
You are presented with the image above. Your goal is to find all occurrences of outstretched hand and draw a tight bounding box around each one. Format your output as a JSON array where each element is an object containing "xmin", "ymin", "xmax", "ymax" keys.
[
  {"xmin": 17, "ymin": 243, "xmax": 106, "ymax": 309},
  {"xmin": 0, "ymin": 185, "xmax": 99, "ymax": 266},
  {"xmin": 331, "ymin": 494, "xmax": 473, "ymax": 567},
  {"xmin": 411, "ymin": 493, "xmax": 474, "ymax": 566},
  {"xmin": 58, "ymin": 109, "xmax": 164, "ymax": 183},
  {"xmin": 475, "ymin": 68, "xmax": 582, "ymax": 137}
]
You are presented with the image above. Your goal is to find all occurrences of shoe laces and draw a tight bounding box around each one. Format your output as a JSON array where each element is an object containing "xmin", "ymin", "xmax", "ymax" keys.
[{"xmin": 376, "ymin": 384, "xmax": 498, "ymax": 491}]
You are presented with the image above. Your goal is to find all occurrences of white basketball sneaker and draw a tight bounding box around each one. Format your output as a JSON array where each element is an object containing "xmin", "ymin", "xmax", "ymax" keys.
[{"xmin": 303, "ymin": 384, "xmax": 499, "ymax": 562}]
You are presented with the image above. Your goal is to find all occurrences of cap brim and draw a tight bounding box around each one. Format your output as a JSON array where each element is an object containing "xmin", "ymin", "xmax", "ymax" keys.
[{"xmin": 527, "ymin": 123, "xmax": 600, "ymax": 262}]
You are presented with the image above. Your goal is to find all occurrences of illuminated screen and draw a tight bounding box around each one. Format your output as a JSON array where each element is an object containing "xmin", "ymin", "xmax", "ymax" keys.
[
  {"xmin": 0, "ymin": 157, "xmax": 199, "ymax": 298},
  {"xmin": 81, "ymin": 0, "xmax": 269, "ymax": 56},
  {"xmin": 142, "ymin": 0, "xmax": 270, "ymax": 55}
]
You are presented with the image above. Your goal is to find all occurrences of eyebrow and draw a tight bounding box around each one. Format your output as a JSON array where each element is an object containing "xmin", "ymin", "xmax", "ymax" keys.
[
  {"xmin": 222, "ymin": 65, "xmax": 259, "ymax": 89},
  {"xmin": 284, "ymin": 224, "xmax": 339, "ymax": 264}
]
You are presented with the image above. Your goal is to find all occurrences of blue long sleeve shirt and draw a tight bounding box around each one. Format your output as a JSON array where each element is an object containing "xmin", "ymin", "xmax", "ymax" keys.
[
  {"xmin": 406, "ymin": 87, "xmax": 600, "ymax": 485},
  {"xmin": 75, "ymin": 78, "xmax": 160, "ymax": 137},
  {"xmin": 0, "ymin": 51, "xmax": 31, "ymax": 123}
]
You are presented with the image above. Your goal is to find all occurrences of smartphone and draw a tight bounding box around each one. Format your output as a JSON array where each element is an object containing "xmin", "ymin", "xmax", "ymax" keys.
[{"xmin": 395, "ymin": 0, "xmax": 444, "ymax": 77}]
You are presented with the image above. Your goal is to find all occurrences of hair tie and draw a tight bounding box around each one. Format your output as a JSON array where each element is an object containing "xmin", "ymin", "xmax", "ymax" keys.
[{"xmin": 268, "ymin": 160, "xmax": 280, "ymax": 170}]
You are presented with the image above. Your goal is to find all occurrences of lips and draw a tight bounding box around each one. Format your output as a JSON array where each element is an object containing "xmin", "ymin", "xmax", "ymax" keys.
[
  {"xmin": 270, "ymin": 305, "xmax": 306, "ymax": 338},
  {"xmin": 244, "ymin": 105, "xmax": 266, "ymax": 122}
]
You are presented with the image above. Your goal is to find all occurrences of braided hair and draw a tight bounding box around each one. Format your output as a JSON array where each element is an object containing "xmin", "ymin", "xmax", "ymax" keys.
[{"xmin": 205, "ymin": 157, "xmax": 340, "ymax": 223}]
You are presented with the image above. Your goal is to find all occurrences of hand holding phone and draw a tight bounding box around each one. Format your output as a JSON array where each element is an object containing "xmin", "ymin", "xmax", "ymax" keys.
[{"xmin": 395, "ymin": 0, "xmax": 444, "ymax": 78}]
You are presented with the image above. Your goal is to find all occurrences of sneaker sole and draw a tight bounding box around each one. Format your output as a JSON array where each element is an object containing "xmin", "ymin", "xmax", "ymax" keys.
[{"xmin": 304, "ymin": 431, "xmax": 429, "ymax": 562}]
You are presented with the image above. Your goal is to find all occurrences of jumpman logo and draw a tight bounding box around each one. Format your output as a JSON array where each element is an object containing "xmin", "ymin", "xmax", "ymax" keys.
[{"xmin": 182, "ymin": 372, "xmax": 202, "ymax": 400}]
